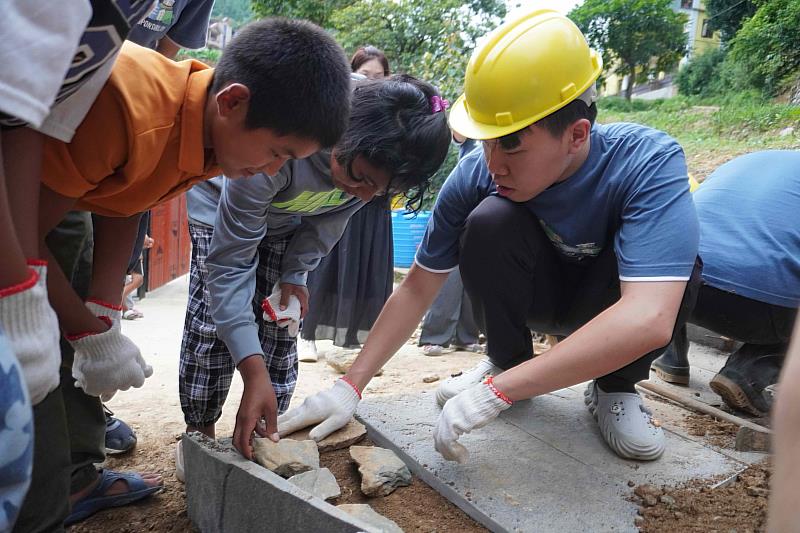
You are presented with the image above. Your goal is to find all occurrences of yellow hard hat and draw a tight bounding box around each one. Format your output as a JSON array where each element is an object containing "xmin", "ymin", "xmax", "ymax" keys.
[{"xmin": 449, "ymin": 8, "xmax": 603, "ymax": 140}]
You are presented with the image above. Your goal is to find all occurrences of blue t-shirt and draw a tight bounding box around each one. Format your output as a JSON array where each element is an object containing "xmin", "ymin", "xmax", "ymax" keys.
[
  {"xmin": 0, "ymin": 330, "xmax": 33, "ymax": 532},
  {"xmin": 416, "ymin": 122, "xmax": 699, "ymax": 280},
  {"xmin": 128, "ymin": 0, "xmax": 214, "ymax": 50},
  {"xmin": 694, "ymin": 150, "xmax": 800, "ymax": 308}
]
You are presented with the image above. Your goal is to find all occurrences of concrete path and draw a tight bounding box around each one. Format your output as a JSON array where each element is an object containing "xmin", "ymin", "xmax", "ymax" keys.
[{"xmin": 357, "ymin": 346, "xmax": 764, "ymax": 532}]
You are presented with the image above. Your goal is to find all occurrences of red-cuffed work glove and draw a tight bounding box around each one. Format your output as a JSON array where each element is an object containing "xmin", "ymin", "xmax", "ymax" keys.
[
  {"xmin": 277, "ymin": 378, "xmax": 361, "ymax": 440},
  {"xmin": 0, "ymin": 261, "xmax": 61, "ymax": 404},
  {"xmin": 434, "ymin": 377, "xmax": 512, "ymax": 463},
  {"xmin": 261, "ymin": 285, "xmax": 301, "ymax": 337},
  {"xmin": 68, "ymin": 299, "xmax": 153, "ymax": 401}
]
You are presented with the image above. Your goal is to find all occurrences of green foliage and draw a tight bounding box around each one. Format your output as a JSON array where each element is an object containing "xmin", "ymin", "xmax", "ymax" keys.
[
  {"xmin": 570, "ymin": 0, "xmax": 687, "ymax": 100},
  {"xmin": 212, "ymin": 0, "xmax": 253, "ymax": 25},
  {"xmin": 250, "ymin": 0, "xmax": 352, "ymax": 27},
  {"xmin": 328, "ymin": 0, "xmax": 505, "ymax": 101},
  {"xmin": 676, "ymin": 48, "xmax": 727, "ymax": 97},
  {"xmin": 704, "ymin": 0, "xmax": 757, "ymax": 43},
  {"xmin": 176, "ymin": 48, "xmax": 221, "ymax": 65},
  {"xmin": 726, "ymin": 0, "xmax": 800, "ymax": 97}
]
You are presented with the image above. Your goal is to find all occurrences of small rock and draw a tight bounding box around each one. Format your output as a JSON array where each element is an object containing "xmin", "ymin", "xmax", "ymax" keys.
[
  {"xmin": 642, "ymin": 495, "xmax": 658, "ymax": 507},
  {"xmin": 252, "ymin": 438, "xmax": 319, "ymax": 478},
  {"xmin": 286, "ymin": 419, "xmax": 367, "ymax": 452},
  {"xmin": 746, "ymin": 486, "xmax": 769, "ymax": 498},
  {"xmin": 634, "ymin": 484, "xmax": 663, "ymax": 501},
  {"xmin": 627, "ymin": 480, "xmax": 636, "ymax": 487},
  {"xmin": 337, "ymin": 504, "xmax": 403, "ymax": 533},
  {"xmin": 674, "ymin": 511, "xmax": 684, "ymax": 519},
  {"xmin": 350, "ymin": 446, "xmax": 412, "ymax": 496},
  {"xmin": 327, "ymin": 350, "xmax": 382, "ymax": 376},
  {"xmin": 288, "ymin": 468, "xmax": 341, "ymax": 501},
  {"xmin": 659, "ymin": 495, "xmax": 676, "ymax": 507},
  {"xmin": 422, "ymin": 375, "xmax": 440, "ymax": 383},
  {"xmin": 634, "ymin": 516, "xmax": 645, "ymax": 526}
]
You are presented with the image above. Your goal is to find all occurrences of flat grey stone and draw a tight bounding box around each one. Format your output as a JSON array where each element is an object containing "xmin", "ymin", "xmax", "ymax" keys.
[
  {"xmin": 327, "ymin": 350, "xmax": 383, "ymax": 376},
  {"xmin": 350, "ymin": 446, "xmax": 412, "ymax": 496},
  {"xmin": 288, "ymin": 467, "xmax": 341, "ymax": 501},
  {"xmin": 253, "ymin": 438, "xmax": 320, "ymax": 478},
  {"xmin": 286, "ymin": 418, "xmax": 367, "ymax": 452},
  {"xmin": 357, "ymin": 377, "xmax": 762, "ymax": 533},
  {"xmin": 336, "ymin": 504, "xmax": 404, "ymax": 533},
  {"xmin": 183, "ymin": 433, "xmax": 373, "ymax": 532}
]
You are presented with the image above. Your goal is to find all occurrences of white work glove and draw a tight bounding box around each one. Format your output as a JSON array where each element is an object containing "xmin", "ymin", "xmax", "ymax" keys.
[
  {"xmin": 68, "ymin": 299, "xmax": 153, "ymax": 401},
  {"xmin": 0, "ymin": 262, "xmax": 61, "ymax": 405},
  {"xmin": 277, "ymin": 378, "xmax": 361, "ymax": 440},
  {"xmin": 261, "ymin": 284, "xmax": 301, "ymax": 337},
  {"xmin": 434, "ymin": 378, "xmax": 512, "ymax": 463}
]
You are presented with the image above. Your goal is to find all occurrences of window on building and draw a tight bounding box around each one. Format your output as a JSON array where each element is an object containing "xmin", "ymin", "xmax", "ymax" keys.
[
  {"xmin": 701, "ymin": 19, "xmax": 714, "ymax": 38},
  {"xmin": 681, "ymin": 0, "xmax": 693, "ymax": 9}
]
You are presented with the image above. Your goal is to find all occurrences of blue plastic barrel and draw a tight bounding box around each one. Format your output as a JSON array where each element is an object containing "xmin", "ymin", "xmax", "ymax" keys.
[{"xmin": 391, "ymin": 210, "xmax": 431, "ymax": 268}]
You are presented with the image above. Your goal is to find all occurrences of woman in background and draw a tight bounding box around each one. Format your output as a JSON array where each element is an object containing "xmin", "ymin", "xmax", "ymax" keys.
[{"xmin": 299, "ymin": 46, "xmax": 395, "ymax": 361}]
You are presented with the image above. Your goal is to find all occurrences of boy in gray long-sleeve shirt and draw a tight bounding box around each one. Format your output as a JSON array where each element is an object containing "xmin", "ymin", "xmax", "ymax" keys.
[{"xmin": 176, "ymin": 75, "xmax": 453, "ymax": 469}]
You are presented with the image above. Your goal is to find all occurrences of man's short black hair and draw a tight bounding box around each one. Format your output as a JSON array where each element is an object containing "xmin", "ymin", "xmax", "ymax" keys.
[
  {"xmin": 497, "ymin": 100, "xmax": 598, "ymax": 150},
  {"xmin": 212, "ymin": 18, "xmax": 351, "ymax": 147}
]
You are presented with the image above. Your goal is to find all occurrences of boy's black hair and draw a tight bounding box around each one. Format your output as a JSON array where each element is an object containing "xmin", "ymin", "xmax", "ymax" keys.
[
  {"xmin": 334, "ymin": 74, "xmax": 451, "ymax": 213},
  {"xmin": 212, "ymin": 18, "xmax": 351, "ymax": 148},
  {"xmin": 497, "ymin": 99, "xmax": 598, "ymax": 150}
]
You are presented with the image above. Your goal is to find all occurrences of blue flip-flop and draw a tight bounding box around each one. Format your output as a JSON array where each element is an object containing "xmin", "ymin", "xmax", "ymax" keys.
[{"xmin": 65, "ymin": 469, "xmax": 163, "ymax": 525}]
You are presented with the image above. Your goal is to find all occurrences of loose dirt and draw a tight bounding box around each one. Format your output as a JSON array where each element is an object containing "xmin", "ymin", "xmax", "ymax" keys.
[{"xmin": 634, "ymin": 462, "xmax": 770, "ymax": 532}]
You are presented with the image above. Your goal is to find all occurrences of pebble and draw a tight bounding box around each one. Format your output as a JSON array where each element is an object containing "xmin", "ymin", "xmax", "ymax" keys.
[{"xmin": 422, "ymin": 375, "xmax": 440, "ymax": 383}]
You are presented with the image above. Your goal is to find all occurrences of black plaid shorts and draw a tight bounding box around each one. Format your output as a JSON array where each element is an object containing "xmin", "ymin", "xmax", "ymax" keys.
[{"xmin": 179, "ymin": 223, "xmax": 298, "ymax": 427}]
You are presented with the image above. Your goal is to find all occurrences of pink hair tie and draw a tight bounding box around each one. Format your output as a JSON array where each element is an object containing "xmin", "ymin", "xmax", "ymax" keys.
[{"xmin": 430, "ymin": 95, "xmax": 449, "ymax": 114}]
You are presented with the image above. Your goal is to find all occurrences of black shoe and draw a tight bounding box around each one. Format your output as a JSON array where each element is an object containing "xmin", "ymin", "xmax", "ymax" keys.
[
  {"xmin": 651, "ymin": 342, "xmax": 690, "ymax": 385},
  {"xmin": 709, "ymin": 344, "xmax": 784, "ymax": 416}
]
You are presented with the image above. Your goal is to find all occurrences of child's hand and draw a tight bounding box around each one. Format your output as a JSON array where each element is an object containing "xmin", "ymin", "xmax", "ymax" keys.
[
  {"xmin": 234, "ymin": 356, "xmax": 279, "ymax": 460},
  {"xmin": 278, "ymin": 282, "xmax": 309, "ymax": 318}
]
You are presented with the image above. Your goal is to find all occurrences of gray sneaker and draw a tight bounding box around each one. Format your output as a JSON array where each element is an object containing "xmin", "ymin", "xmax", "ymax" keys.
[{"xmin": 584, "ymin": 381, "xmax": 665, "ymax": 461}]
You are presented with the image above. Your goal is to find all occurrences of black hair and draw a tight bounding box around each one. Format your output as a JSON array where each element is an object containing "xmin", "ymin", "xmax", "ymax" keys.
[
  {"xmin": 497, "ymin": 100, "xmax": 598, "ymax": 150},
  {"xmin": 211, "ymin": 18, "xmax": 351, "ymax": 147},
  {"xmin": 334, "ymin": 74, "xmax": 451, "ymax": 213}
]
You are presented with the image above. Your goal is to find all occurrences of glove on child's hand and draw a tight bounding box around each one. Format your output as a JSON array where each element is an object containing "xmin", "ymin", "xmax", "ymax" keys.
[
  {"xmin": 0, "ymin": 261, "xmax": 61, "ymax": 404},
  {"xmin": 261, "ymin": 284, "xmax": 301, "ymax": 337},
  {"xmin": 277, "ymin": 378, "xmax": 361, "ymax": 441},
  {"xmin": 69, "ymin": 300, "xmax": 153, "ymax": 401},
  {"xmin": 434, "ymin": 378, "xmax": 512, "ymax": 463}
]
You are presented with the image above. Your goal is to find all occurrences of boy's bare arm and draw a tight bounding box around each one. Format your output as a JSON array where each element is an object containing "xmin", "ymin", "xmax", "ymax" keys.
[{"xmin": 89, "ymin": 213, "xmax": 143, "ymax": 305}]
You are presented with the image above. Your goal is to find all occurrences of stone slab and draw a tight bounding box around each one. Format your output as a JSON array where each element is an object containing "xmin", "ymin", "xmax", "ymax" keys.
[
  {"xmin": 183, "ymin": 433, "xmax": 374, "ymax": 532},
  {"xmin": 357, "ymin": 384, "xmax": 762, "ymax": 533},
  {"xmin": 288, "ymin": 468, "xmax": 341, "ymax": 500}
]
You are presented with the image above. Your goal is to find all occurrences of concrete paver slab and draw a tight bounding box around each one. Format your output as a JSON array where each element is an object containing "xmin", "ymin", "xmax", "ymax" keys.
[{"xmin": 357, "ymin": 386, "xmax": 761, "ymax": 533}]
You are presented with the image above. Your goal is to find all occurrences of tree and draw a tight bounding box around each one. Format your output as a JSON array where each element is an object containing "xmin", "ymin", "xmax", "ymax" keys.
[
  {"xmin": 704, "ymin": 0, "xmax": 757, "ymax": 43},
  {"xmin": 570, "ymin": 0, "xmax": 688, "ymax": 100},
  {"xmin": 213, "ymin": 0, "xmax": 254, "ymax": 25},
  {"xmin": 250, "ymin": 0, "xmax": 352, "ymax": 27}
]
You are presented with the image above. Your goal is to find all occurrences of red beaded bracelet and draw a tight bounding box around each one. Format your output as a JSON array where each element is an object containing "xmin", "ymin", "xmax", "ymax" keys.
[
  {"xmin": 339, "ymin": 376, "xmax": 362, "ymax": 399},
  {"xmin": 485, "ymin": 376, "xmax": 512, "ymax": 405}
]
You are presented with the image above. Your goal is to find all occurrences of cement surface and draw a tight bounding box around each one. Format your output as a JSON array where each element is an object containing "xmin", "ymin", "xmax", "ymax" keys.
[{"xmin": 357, "ymin": 354, "xmax": 764, "ymax": 533}]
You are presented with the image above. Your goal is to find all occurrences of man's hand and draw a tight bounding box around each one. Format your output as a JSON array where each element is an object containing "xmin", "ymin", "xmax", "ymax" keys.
[
  {"xmin": 234, "ymin": 356, "xmax": 279, "ymax": 460},
  {"xmin": 279, "ymin": 282, "xmax": 309, "ymax": 318},
  {"xmin": 143, "ymin": 235, "xmax": 154, "ymax": 249},
  {"xmin": 434, "ymin": 378, "xmax": 512, "ymax": 463},
  {"xmin": 278, "ymin": 378, "xmax": 361, "ymax": 441}
]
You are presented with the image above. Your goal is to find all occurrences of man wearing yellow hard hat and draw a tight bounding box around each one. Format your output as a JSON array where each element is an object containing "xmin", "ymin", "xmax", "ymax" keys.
[{"xmin": 278, "ymin": 9, "xmax": 701, "ymax": 463}]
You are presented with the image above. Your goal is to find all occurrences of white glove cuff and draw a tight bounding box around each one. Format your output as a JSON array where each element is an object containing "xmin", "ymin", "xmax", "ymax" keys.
[
  {"xmin": 86, "ymin": 298, "xmax": 123, "ymax": 323},
  {"xmin": 0, "ymin": 263, "xmax": 61, "ymax": 404},
  {"xmin": 333, "ymin": 378, "xmax": 362, "ymax": 412}
]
